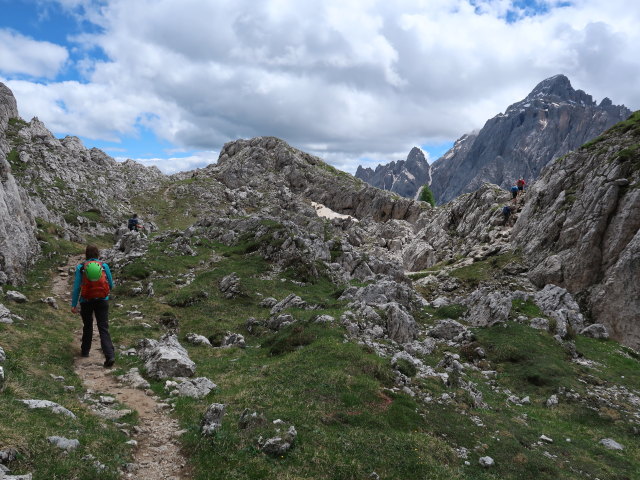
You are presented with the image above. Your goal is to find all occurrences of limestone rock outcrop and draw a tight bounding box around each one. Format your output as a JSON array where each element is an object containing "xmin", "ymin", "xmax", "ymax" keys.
[{"xmin": 512, "ymin": 111, "xmax": 640, "ymax": 348}]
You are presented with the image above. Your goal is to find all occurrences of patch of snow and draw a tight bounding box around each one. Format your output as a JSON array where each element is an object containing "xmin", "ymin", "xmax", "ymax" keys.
[{"xmin": 311, "ymin": 202, "xmax": 358, "ymax": 222}]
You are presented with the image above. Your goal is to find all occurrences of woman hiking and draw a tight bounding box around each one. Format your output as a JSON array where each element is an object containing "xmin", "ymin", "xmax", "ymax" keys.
[{"xmin": 71, "ymin": 245, "xmax": 116, "ymax": 368}]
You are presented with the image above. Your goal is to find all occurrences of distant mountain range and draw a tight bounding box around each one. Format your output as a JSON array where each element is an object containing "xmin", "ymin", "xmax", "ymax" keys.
[
  {"xmin": 355, "ymin": 147, "xmax": 431, "ymax": 199},
  {"xmin": 356, "ymin": 74, "xmax": 631, "ymax": 204}
]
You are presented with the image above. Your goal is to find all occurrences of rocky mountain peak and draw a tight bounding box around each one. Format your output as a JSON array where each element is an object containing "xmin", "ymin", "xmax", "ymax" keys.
[
  {"xmin": 430, "ymin": 75, "xmax": 631, "ymax": 204},
  {"xmin": 406, "ymin": 146, "xmax": 426, "ymax": 164},
  {"xmin": 524, "ymin": 74, "xmax": 590, "ymax": 104},
  {"xmin": 354, "ymin": 146, "xmax": 431, "ymax": 199}
]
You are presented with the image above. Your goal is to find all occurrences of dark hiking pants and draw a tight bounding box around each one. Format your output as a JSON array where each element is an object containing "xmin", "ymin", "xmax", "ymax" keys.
[{"xmin": 80, "ymin": 299, "xmax": 114, "ymax": 360}]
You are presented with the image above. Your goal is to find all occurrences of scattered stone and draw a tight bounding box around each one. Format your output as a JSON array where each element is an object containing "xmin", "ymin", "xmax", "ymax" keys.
[
  {"xmin": 5, "ymin": 291, "xmax": 27, "ymax": 303},
  {"xmin": 3, "ymin": 474, "xmax": 33, "ymax": 480},
  {"xmin": 158, "ymin": 313, "xmax": 179, "ymax": 330},
  {"xmin": 267, "ymin": 314, "xmax": 295, "ymax": 331},
  {"xmin": 259, "ymin": 425, "xmax": 297, "ymax": 456},
  {"xmin": 63, "ymin": 386, "xmax": 75, "ymax": 392},
  {"xmin": 427, "ymin": 319, "xmax": 469, "ymax": 341},
  {"xmin": 431, "ymin": 296, "xmax": 450, "ymax": 308},
  {"xmin": 0, "ymin": 346, "xmax": 5, "ymax": 362},
  {"xmin": 20, "ymin": 400, "xmax": 76, "ymax": 418},
  {"xmin": 117, "ymin": 368, "xmax": 151, "ymax": 390},
  {"xmin": 314, "ymin": 314, "xmax": 335, "ymax": 324},
  {"xmin": 540, "ymin": 435, "xmax": 554, "ymax": 443},
  {"xmin": 47, "ymin": 436, "xmax": 80, "ymax": 451},
  {"xmin": 479, "ymin": 456, "xmax": 494, "ymax": 468},
  {"xmin": 580, "ymin": 324, "xmax": 609, "ymax": 339},
  {"xmin": 259, "ymin": 297, "xmax": 278, "ymax": 308},
  {"xmin": 437, "ymin": 352, "xmax": 464, "ymax": 373},
  {"xmin": 599, "ymin": 438, "xmax": 624, "ymax": 450},
  {"xmin": 165, "ymin": 377, "xmax": 216, "ymax": 398},
  {"xmin": 404, "ymin": 337, "xmax": 437, "ymax": 356},
  {"xmin": 219, "ymin": 272, "xmax": 242, "ymax": 299},
  {"xmin": 99, "ymin": 396, "xmax": 116, "ymax": 404},
  {"xmin": 533, "ymin": 285, "xmax": 585, "ymax": 337},
  {"xmin": 49, "ymin": 374, "xmax": 65, "ymax": 382},
  {"xmin": 40, "ymin": 297, "xmax": 58, "ymax": 309},
  {"xmin": 185, "ymin": 333, "xmax": 212, "ymax": 347},
  {"xmin": 270, "ymin": 293, "xmax": 307, "ymax": 315},
  {"xmin": 238, "ymin": 409, "xmax": 267, "ymax": 429},
  {"xmin": 0, "ymin": 448, "xmax": 18, "ymax": 463},
  {"xmin": 201, "ymin": 403, "xmax": 225, "ymax": 435},
  {"xmin": 137, "ymin": 334, "xmax": 196, "ymax": 379},
  {"xmin": 546, "ymin": 395, "xmax": 558, "ymax": 408},
  {"xmin": 221, "ymin": 332, "xmax": 246, "ymax": 348},
  {"xmin": 0, "ymin": 304, "xmax": 15, "ymax": 324}
]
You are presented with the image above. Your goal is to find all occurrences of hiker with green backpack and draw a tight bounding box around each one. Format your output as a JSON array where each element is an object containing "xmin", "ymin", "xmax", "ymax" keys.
[{"xmin": 70, "ymin": 245, "xmax": 116, "ymax": 368}]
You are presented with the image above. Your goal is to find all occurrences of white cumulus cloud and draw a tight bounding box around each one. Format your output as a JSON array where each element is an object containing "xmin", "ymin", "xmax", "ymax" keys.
[
  {"xmin": 3, "ymin": 0, "xmax": 640, "ymax": 173},
  {"xmin": 0, "ymin": 29, "xmax": 69, "ymax": 78}
]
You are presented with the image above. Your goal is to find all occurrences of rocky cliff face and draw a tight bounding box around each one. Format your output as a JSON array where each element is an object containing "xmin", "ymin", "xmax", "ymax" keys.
[
  {"xmin": 0, "ymin": 83, "xmax": 40, "ymax": 284},
  {"xmin": 430, "ymin": 75, "xmax": 631, "ymax": 204},
  {"xmin": 355, "ymin": 147, "xmax": 431, "ymax": 199},
  {"xmin": 512, "ymin": 112, "xmax": 640, "ymax": 348},
  {"xmin": 0, "ymin": 82, "xmax": 166, "ymax": 284}
]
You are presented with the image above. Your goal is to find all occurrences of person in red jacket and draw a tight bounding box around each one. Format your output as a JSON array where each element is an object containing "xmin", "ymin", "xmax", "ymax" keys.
[
  {"xmin": 71, "ymin": 245, "xmax": 115, "ymax": 367},
  {"xmin": 517, "ymin": 177, "xmax": 526, "ymax": 193}
]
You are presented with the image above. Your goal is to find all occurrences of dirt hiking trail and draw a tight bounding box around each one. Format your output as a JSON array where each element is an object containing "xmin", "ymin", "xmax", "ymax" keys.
[{"xmin": 51, "ymin": 255, "xmax": 190, "ymax": 480}]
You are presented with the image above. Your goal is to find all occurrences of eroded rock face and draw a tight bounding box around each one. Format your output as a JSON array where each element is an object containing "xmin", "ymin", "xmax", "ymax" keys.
[{"xmin": 512, "ymin": 112, "xmax": 640, "ymax": 348}]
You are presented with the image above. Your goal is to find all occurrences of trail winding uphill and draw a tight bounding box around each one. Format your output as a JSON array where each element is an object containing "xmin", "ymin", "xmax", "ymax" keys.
[{"xmin": 51, "ymin": 256, "xmax": 190, "ymax": 480}]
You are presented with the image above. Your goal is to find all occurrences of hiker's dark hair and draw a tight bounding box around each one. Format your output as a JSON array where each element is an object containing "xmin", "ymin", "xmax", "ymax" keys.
[
  {"xmin": 132, "ymin": 213, "xmax": 138, "ymax": 218},
  {"xmin": 86, "ymin": 244, "xmax": 100, "ymax": 259}
]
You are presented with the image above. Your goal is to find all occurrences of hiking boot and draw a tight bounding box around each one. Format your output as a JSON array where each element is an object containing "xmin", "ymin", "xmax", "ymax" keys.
[
  {"xmin": 81, "ymin": 351, "xmax": 90, "ymax": 358},
  {"xmin": 103, "ymin": 357, "xmax": 115, "ymax": 368}
]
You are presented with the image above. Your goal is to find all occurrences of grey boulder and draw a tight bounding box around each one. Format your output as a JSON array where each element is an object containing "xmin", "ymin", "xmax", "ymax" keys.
[
  {"xmin": 166, "ymin": 377, "xmax": 216, "ymax": 398},
  {"xmin": 428, "ymin": 319, "xmax": 470, "ymax": 341},
  {"xmin": 137, "ymin": 334, "xmax": 196, "ymax": 380},
  {"xmin": 5, "ymin": 291, "xmax": 27, "ymax": 303},
  {"xmin": 580, "ymin": 323, "xmax": 609, "ymax": 339},
  {"xmin": 201, "ymin": 403, "xmax": 225, "ymax": 435},
  {"xmin": 47, "ymin": 436, "xmax": 80, "ymax": 451}
]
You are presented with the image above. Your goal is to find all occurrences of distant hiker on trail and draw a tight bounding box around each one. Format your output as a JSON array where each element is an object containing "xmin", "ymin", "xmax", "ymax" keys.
[
  {"xmin": 71, "ymin": 245, "xmax": 115, "ymax": 368},
  {"xmin": 510, "ymin": 185, "xmax": 519, "ymax": 204},
  {"xmin": 502, "ymin": 205, "xmax": 514, "ymax": 226},
  {"xmin": 128, "ymin": 213, "xmax": 142, "ymax": 232},
  {"xmin": 517, "ymin": 177, "xmax": 526, "ymax": 193}
]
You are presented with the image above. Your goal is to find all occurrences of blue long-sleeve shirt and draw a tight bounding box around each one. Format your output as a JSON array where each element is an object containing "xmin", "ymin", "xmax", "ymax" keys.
[{"xmin": 71, "ymin": 258, "xmax": 114, "ymax": 307}]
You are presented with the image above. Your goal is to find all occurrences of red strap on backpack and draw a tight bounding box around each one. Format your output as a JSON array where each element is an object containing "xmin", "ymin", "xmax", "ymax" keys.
[{"xmin": 80, "ymin": 261, "xmax": 110, "ymax": 300}]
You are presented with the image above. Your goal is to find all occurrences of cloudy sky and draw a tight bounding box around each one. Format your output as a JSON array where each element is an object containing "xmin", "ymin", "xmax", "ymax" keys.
[{"xmin": 1, "ymin": 0, "xmax": 639, "ymax": 174}]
